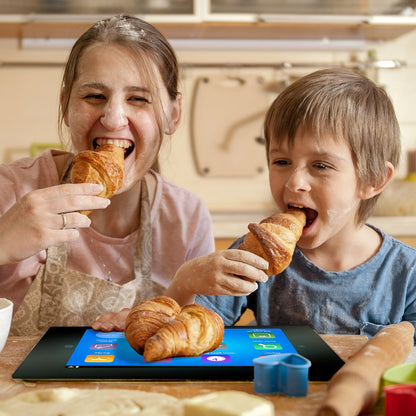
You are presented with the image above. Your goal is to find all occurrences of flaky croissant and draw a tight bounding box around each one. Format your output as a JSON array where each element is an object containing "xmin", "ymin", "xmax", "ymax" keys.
[
  {"xmin": 124, "ymin": 296, "xmax": 224, "ymax": 362},
  {"xmin": 70, "ymin": 144, "xmax": 124, "ymax": 215},
  {"xmin": 239, "ymin": 208, "xmax": 306, "ymax": 275},
  {"xmin": 124, "ymin": 296, "xmax": 181, "ymax": 355},
  {"xmin": 143, "ymin": 303, "xmax": 224, "ymax": 362}
]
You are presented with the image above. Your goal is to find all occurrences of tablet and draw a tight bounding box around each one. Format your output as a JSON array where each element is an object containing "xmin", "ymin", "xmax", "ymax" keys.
[{"xmin": 12, "ymin": 326, "xmax": 344, "ymax": 382}]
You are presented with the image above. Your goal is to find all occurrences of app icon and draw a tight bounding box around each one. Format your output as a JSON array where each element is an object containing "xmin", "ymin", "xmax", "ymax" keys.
[
  {"xmin": 202, "ymin": 354, "xmax": 231, "ymax": 363},
  {"xmin": 90, "ymin": 343, "xmax": 117, "ymax": 350},
  {"xmin": 253, "ymin": 342, "xmax": 282, "ymax": 351},
  {"xmin": 248, "ymin": 332, "xmax": 275, "ymax": 339},
  {"xmin": 85, "ymin": 354, "xmax": 115, "ymax": 363}
]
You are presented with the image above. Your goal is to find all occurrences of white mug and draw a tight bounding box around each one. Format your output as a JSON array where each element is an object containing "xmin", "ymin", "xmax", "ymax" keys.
[{"xmin": 0, "ymin": 298, "xmax": 13, "ymax": 353}]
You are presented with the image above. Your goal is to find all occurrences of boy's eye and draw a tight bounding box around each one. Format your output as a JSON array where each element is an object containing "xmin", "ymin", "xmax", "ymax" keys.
[
  {"xmin": 273, "ymin": 159, "xmax": 289, "ymax": 166},
  {"xmin": 314, "ymin": 162, "xmax": 331, "ymax": 170}
]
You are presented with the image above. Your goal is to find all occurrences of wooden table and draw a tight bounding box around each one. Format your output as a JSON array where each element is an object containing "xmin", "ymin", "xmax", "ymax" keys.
[{"xmin": 0, "ymin": 334, "xmax": 385, "ymax": 415}]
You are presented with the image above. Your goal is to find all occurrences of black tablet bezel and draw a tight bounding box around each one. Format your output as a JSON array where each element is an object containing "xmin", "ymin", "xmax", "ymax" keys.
[{"xmin": 12, "ymin": 326, "xmax": 344, "ymax": 382}]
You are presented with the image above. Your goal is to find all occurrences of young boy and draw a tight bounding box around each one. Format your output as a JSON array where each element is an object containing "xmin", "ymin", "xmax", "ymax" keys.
[{"xmin": 94, "ymin": 68, "xmax": 416, "ymax": 341}]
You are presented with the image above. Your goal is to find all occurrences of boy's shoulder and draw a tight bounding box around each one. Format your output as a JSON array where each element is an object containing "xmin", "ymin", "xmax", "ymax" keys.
[{"xmin": 371, "ymin": 224, "xmax": 416, "ymax": 254}]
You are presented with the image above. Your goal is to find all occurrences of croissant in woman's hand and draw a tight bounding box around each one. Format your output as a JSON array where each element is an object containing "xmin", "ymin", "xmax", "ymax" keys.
[
  {"xmin": 239, "ymin": 208, "xmax": 306, "ymax": 275},
  {"xmin": 124, "ymin": 296, "xmax": 224, "ymax": 362},
  {"xmin": 70, "ymin": 144, "xmax": 124, "ymax": 215}
]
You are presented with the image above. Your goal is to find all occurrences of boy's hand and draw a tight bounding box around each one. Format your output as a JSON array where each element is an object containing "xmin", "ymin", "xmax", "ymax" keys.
[{"xmin": 165, "ymin": 250, "xmax": 269, "ymax": 306}]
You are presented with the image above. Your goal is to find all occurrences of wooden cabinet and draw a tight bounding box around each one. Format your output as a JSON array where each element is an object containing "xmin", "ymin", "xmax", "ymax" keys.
[{"xmin": 1, "ymin": 20, "xmax": 416, "ymax": 42}]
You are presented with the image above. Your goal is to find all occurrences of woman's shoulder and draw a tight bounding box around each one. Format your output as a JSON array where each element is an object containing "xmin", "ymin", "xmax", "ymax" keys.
[{"xmin": 0, "ymin": 149, "xmax": 69, "ymax": 189}]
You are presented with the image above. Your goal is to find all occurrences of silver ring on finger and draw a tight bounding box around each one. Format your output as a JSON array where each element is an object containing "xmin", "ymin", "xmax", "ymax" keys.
[{"xmin": 61, "ymin": 213, "xmax": 67, "ymax": 230}]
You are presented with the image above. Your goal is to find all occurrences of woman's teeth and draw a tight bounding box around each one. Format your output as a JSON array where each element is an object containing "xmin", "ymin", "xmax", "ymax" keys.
[
  {"xmin": 94, "ymin": 138, "xmax": 134, "ymax": 158},
  {"xmin": 95, "ymin": 138, "xmax": 131, "ymax": 148}
]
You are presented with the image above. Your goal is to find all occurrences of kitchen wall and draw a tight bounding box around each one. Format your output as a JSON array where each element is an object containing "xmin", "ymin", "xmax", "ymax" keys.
[{"xmin": 0, "ymin": 27, "xmax": 415, "ymax": 238}]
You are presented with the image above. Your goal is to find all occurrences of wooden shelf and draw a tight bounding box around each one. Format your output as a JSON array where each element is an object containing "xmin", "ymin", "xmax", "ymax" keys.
[{"xmin": 0, "ymin": 20, "xmax": 416, "ymax": 41}]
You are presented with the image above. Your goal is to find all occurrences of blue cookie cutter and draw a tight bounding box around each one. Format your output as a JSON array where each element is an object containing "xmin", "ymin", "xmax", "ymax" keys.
[{"xmin": 253, "ymin": 353, "xmax": 311, "ymax": 396}]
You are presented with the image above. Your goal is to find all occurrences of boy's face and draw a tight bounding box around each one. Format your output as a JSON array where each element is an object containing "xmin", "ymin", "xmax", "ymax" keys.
[{"xmin": 268, "ymin": 131, "xmax": 367, "ymax": 252}]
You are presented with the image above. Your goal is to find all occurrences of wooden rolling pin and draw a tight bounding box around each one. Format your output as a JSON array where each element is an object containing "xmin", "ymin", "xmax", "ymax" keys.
[{"xmin": 316, "ymin": 321, "xmax": 415, "ymax": 416}]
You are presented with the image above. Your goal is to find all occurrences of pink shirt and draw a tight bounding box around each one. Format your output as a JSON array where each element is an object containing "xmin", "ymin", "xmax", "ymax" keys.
[{"xmin": 0, "ymin": 150, "xmax": 215, "ymax": 310}]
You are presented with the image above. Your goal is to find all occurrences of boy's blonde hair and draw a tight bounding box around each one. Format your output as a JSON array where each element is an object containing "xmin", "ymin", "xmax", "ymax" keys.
[{"xmin": 264, "ymin": 67, "xmax": 401, "ymax": 224}]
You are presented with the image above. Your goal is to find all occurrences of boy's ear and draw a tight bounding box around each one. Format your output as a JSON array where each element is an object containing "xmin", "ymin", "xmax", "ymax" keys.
[
  {"xmin": 165, "ymin": 93, "xmax": 182, "ymax": 135},
  {"xmin": 359, "ymin": 161, "xmax": 395, "ymax": 200}
]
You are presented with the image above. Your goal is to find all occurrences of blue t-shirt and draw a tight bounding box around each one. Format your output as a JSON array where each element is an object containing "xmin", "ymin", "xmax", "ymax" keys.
[{"xmin": 196, "ymin": 225, "xmax": 416, "ymax": 342}]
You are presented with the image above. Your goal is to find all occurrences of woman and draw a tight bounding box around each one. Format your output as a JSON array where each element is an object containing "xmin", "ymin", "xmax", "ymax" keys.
[{"xmin": 0, "ymin": 15, "xmax": 214, "ymax": 335}]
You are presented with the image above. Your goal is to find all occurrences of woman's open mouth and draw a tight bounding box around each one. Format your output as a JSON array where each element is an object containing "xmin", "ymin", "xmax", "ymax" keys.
[{"xmin": 93, "ymin": 138, "xmax": 134, "ymax": 159}]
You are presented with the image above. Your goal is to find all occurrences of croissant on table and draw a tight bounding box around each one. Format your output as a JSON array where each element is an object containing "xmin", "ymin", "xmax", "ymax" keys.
[
  {"xmin": 239, "ymin": 208, "xmax": 306, "ymax": 276},
  {"xmin": 124, "ymin": 296, "xmax": 181, "ymax": 355},
  {"xmin": 124, "ymin": 296, "xmax": 224, "ymax": 362},
  {"xmin": 70, "ymin": 144, "xmax": 124, "ymax": 215}
]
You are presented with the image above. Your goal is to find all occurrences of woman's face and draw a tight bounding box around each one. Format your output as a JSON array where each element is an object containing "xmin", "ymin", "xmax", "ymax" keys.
[{"xmin": 64, "ymin": 43, "xmax": 181, "ymax": 191}]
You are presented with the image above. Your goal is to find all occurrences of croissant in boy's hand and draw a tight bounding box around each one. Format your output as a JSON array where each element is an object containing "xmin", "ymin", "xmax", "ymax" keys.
[
  {"xmin": 239, "ymin": 208, "xmax": 306, "ymax": 275},
  {"xmin": 70, "ymin": 144, "xmax": 124, "ymax": 215},
  {"xmin": 124, "ymin": 296, "xmax": 225, "ymax": 362}
]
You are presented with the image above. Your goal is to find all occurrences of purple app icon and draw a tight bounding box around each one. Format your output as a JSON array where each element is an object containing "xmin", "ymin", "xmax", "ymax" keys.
[{"xmin": 202, "ymin": 354, "xmax": 231, "ymax": 363}]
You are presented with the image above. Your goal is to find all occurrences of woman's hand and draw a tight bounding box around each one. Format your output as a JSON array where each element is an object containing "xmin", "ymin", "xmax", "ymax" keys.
[
  {"xmin": 0, "ymin": 183, "xmax": 110, "ymax": 265},
  {"xmin": 165, "ymin": 249, "xmax": 269, "ymax": 306},
  {"xmin": 92, "ymin": 308, "xmax": 131, "ymax": 332}
]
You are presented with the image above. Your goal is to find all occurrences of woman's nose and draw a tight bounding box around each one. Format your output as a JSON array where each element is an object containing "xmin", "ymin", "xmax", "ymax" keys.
[
  {"xmin": 285, "ymin": 168, "xmax": 311, "ymax": 192},
  {"xmin": 100, "ymin": 101, "xmax": 128, "ymax": 130}
]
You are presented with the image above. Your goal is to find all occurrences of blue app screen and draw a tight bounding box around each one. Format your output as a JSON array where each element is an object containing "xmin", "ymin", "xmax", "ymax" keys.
[{"xmin": 66, "ymin": 328, "xmax": 297, "ymax": 367}]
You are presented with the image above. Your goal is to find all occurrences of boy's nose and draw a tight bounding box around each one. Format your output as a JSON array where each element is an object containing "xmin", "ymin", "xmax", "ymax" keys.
[
  {"xmin": 100, "ymin": 102, "xmax": 128, "ymax": 131},
  {"xmin": 285, "ymin": 168, "xmax": 311, "ymax": 192}
]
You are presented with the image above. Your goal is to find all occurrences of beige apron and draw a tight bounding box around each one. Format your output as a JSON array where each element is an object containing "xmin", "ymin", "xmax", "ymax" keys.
[{"xmin": 11, "ymin": 171, "xmax": 163, "ymax": 336}]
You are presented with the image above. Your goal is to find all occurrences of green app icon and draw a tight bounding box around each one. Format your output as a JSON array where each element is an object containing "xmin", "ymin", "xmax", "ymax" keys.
[
  {"xmin": 253, "ymin": 342, "xmax": 282, "ymax": 350},
  {"xmin": 248, "ymin": 332, "xmax": 275, "ymax": 339}
]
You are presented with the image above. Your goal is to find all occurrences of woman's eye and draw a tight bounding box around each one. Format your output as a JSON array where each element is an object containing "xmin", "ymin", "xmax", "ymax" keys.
[
  {"xmin": 130, "ymin": 96, "xmax": 150, "ymax": 103},
  {"xmin": 84, "ymin": 93, "xmax": 105, "ymax": 100}
]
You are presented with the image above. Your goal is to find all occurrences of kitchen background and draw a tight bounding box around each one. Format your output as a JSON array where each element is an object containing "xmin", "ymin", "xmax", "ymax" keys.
[{"xmin": 1, "ymin": 0, "xmax": 416, "ymax": 247}]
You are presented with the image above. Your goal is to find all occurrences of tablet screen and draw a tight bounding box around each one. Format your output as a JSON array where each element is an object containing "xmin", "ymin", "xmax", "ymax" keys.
[
  {"xmin": 66, "ymin": 327, "xmax": 298, "ymax": 368},
  {"xmin": 12, "ymin": 326, "xmax": 344, "ymax": 382}
]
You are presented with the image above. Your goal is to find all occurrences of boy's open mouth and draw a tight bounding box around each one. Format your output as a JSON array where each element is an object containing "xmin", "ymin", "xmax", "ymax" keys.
[
  {"xmin": 288, "ymin": 204, "xmax": 317, "ymax": 228},
  {"xmin": 93, "ymin": 138, "xmax": 134, "ymax": 159}
]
